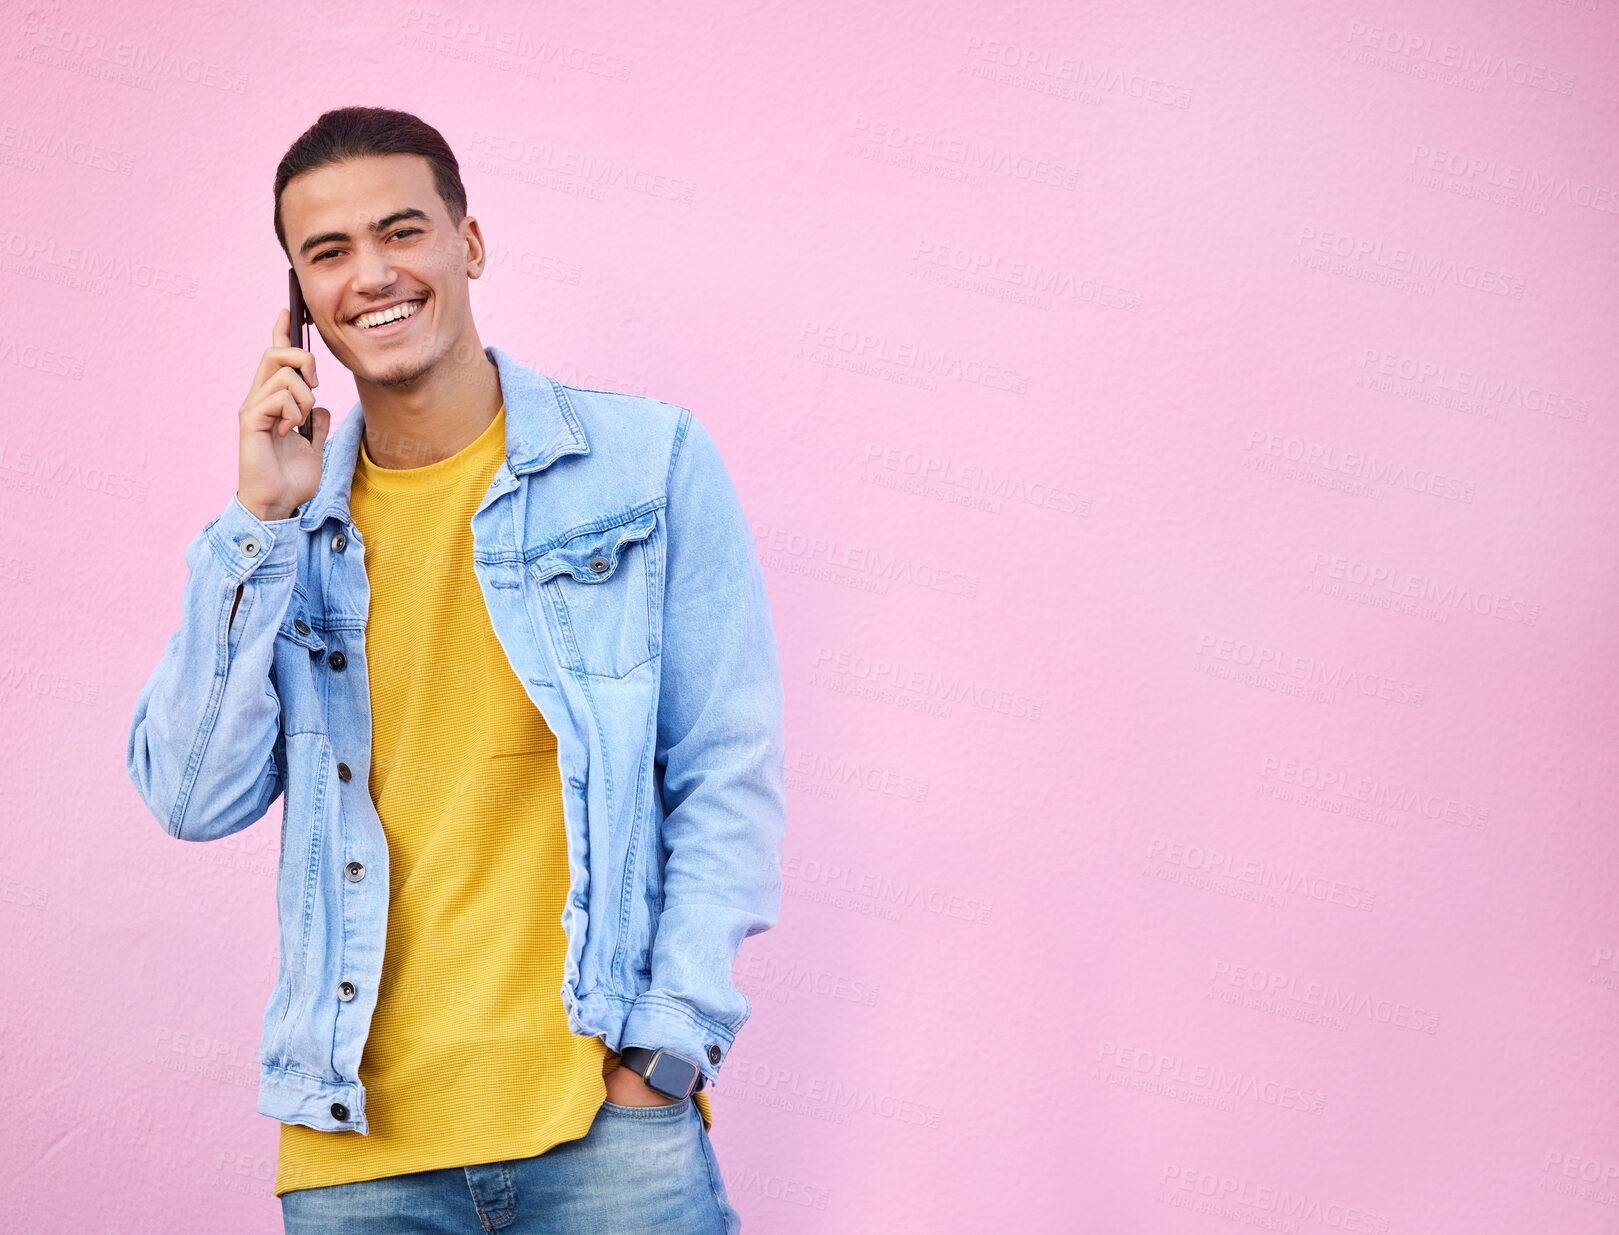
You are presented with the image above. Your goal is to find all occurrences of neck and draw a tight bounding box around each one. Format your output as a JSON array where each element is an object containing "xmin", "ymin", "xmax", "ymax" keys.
[{"xmin": 355, "ymin": 332, "xmax": 503, "ymax": 470}]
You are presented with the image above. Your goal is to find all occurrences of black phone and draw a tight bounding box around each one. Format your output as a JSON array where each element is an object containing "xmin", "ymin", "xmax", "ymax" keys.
[{"xmin": 288, "ymin": 267, "xmax": 315, "ymax": 441}]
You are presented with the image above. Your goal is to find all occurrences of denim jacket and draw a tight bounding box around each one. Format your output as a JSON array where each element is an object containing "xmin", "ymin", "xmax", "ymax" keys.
[{"xmin": 126, "ymin": 346, "xmax": 787, "ymax": 1133}]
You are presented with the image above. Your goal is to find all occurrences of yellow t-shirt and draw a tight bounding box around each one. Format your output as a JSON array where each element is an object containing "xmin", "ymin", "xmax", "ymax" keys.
[{"xmin": 276, "ymin": 407, "xmax": 710, "ymax": 1196}]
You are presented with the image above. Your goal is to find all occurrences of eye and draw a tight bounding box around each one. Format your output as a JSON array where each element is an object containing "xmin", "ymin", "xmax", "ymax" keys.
[
  {"xmin": 311, "ymin": 249, "xmax": 340, "ymax": 263},
  {"xmin": 390, "ymin": 228, "xmax": 422, "ymax": 241}
]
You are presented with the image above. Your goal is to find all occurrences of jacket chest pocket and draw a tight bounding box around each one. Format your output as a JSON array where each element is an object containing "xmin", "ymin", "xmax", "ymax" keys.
[
  {"xmin": 526, "ymin": 508, "xmax": 660, "ymax": 679},
  {"xmin": 274, "ymin": 611, "xmax": 328, "ymax": 736}
]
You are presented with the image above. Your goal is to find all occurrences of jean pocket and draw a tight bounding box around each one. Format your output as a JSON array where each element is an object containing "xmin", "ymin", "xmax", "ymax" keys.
[{"xmin": 600, "ymin": 1095, "xmax": 691, "ymax": 1120}]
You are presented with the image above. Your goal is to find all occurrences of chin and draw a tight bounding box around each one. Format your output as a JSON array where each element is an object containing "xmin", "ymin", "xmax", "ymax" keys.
[{"xmin": 361, "ymin": 346, "xmax": 439, "ymax": 389}]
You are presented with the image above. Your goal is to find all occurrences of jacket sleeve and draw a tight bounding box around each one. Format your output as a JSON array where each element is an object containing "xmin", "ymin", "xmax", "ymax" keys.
[
  {"xmin": 126, "ymin": 494, "xmax": 300, "ymax": 842},
  {"xmin": 619, "ymin": 409, "xmax": 788, "ymax": 1086}
]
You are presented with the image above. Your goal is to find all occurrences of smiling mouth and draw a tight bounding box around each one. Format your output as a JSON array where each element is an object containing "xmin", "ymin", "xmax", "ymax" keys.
[{"xmin": 353, "ymin": 298, "xmax": 426, "ymax": 330}]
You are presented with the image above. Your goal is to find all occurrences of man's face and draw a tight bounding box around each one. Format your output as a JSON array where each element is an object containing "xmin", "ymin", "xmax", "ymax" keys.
[{"xmin": 280, "ymin": 153, "xmax": 483, "ymax": 389}]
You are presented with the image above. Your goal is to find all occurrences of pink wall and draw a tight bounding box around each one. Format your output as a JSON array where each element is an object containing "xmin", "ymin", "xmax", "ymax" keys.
[{"xmin": 3, "ymin": 1, "xmax": 1617, "ymax": 1231}]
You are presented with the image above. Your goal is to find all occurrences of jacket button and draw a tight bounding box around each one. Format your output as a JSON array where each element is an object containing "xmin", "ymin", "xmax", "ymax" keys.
[
  {"xmin": 328, "ymin": 651, "xmax": 347, "ymax": 671},
  {"xmin": 337, "ymin": 762, "xmax": 352, "ymax": 782},
  {"xmin": 294, "ymin": 618, "xmax": 311, "ymax": 636},
  {"xmin": 338, "ymin": 981, "xmax": 355, "ymax": 1001},
  {"xmin": 568, "ymin": 776, "xmax": 585, "ymax": 790},
  {"xmin": 331, "ymin": 532, "xmax": 347, "ymax": 553},
  {"xmin": 330, "ymin": 1102, "xmax": 349, "ymax": 1121},
  {"xmin": 708, "ymin": 1045, "xmax": 722, "ymax": 1064},
  {"xmin": 572, "ymin": 893, "xmax": 586, "ymax": 909},
  {"xmin": 346, "ymin": 860, "xmax": 365, "ymax": 882},
  {"xmin": 240, "ymin": 537, "xmax": 260, "ymax": 557},
  {"xmin": 587, "ymin": 553, "xmax": 610, "ymax": 573}
]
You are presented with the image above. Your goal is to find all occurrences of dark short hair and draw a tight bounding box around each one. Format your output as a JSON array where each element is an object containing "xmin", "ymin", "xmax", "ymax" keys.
[{"xmin": 273, "ymin": 106, "xmax": 468, "ymax": 257}]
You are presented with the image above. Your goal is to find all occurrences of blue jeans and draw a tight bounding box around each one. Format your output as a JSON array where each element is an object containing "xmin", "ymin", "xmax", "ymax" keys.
[{"xmin": 280, "ymin": 1097, "xmax": 741, "ymax": 1233}]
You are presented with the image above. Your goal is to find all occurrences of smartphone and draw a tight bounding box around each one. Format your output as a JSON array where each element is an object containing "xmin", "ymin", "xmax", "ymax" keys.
[{"xmin": 288, "ymin": 267, "xmax": 315, "ymax": 441}]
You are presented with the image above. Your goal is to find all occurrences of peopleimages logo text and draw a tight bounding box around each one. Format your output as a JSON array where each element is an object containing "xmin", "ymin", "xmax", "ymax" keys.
[{"xmin": 1209, "ymin": 960, "xmax": 1440, "ymax": 1033}]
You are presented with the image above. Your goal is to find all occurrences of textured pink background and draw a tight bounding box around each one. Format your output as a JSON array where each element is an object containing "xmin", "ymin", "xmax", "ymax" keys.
[{"xmin": 3, "ymin": 1, "xmax": 1617, "ymax": 1231}]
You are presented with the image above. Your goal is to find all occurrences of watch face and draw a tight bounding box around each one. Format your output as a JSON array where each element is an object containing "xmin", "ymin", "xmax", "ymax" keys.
[{"xmin": 646, "ymin": 1050, "xmax": 699, "ymax": 1098}]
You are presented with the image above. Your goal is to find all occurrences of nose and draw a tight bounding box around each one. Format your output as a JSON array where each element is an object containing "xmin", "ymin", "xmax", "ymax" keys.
[{"xmin": 351, "ymin": 241, "xmax": 398, "ymax": 296}]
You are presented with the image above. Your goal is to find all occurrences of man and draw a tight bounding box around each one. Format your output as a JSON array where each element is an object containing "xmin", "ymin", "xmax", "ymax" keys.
[{"xmin": 125, "ymin": 106, "xmax": 786, "ymax": 1234}]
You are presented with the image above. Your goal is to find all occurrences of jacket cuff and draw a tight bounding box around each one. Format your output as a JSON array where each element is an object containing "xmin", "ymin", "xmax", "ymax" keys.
[
  {"xmin": 619, "ymin": 991, "xmax": 737, "ymax": 1086},
  {"xmin": 208, "ymin": 494, "xmax": 300, "ymax": 581}
]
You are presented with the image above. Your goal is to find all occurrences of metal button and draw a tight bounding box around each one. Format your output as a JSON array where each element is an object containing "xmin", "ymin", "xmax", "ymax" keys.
[
  {"xmin": 294, "ymin": 618, "xmax": 311, "ymax": 636},
  {"xmin": 330, "ymin": 1102, "xmax": 349, "ymax": 1121},
  {"xmin": 588, "ymin": 553, "xmax": 610, "ymax": 574},
  {"xmin": 328, "ymin": 651, "xmax": 347, "ymax": 671},
  {"xmin": 337, "ymin": 762, "xmax": 352, "ymax": 782},
  {"xmin": 331, "ymin": 532, "xmax": 347, "ymax": 553},
  {"xmin": 345, "ymin": 861, "xmax": 365, "ymax": 882},
  {"xmin": 338, "ymin": 981, "xmax": 355, "ymax": 1001},
  {"xmin": 240, "ymin": 537, "xmax": 260, "ymax": 557},
  {"xmin": 707, "ymin": 1045, "xmax": 722, "ymax": 1064}
]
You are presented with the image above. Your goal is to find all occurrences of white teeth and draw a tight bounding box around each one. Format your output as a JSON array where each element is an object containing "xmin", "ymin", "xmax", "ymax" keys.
[{"xmin": 357, "ymin": 301, "xmax": 421, "ymax": 329}]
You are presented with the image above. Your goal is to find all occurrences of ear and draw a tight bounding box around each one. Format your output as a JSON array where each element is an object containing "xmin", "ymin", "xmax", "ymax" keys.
[{"xmin": 461, "ymin": 215, "xmax": 488, "ymax": 278}]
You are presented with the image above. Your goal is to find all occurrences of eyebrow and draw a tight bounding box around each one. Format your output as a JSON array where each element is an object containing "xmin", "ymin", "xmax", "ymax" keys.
[{"xmin": 298, "ymin": 208, "xmax": 432, "ymax": 258}]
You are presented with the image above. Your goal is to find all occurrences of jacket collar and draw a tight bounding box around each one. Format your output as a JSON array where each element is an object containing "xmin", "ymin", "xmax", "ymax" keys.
[{"xmin": 297, "ymin": 345, "xmax": 590, "ymax": 531}]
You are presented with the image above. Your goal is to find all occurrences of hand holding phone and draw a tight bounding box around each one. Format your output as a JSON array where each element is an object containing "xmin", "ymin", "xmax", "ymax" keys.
[{"xmin": 234, "ymin": 300, "xmax": 328, "ymax": 523}]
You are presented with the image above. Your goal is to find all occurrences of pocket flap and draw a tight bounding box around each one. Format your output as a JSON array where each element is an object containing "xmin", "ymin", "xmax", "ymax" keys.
[
  {"xmin": 277, "ymin": 616, "xmax": 327, "ymax": 651},
  {"xmin": 486, "ymin": 733, "xmax": 560, "ymax": 758},
  {"xmin": 529, "ymin": 510, "xmax": 657, "ymax": 585}
]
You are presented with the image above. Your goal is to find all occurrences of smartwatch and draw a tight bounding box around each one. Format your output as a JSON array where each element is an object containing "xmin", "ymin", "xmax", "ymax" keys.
[{"xmin": 619, "ymin": 1045, "xmax": 706, "ymax": 1099}]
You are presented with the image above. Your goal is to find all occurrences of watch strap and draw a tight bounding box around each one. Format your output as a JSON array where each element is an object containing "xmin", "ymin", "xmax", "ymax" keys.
[{"xmin": 620, "ymin": 1045, "xmax": 705, "ymax": 1095}]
